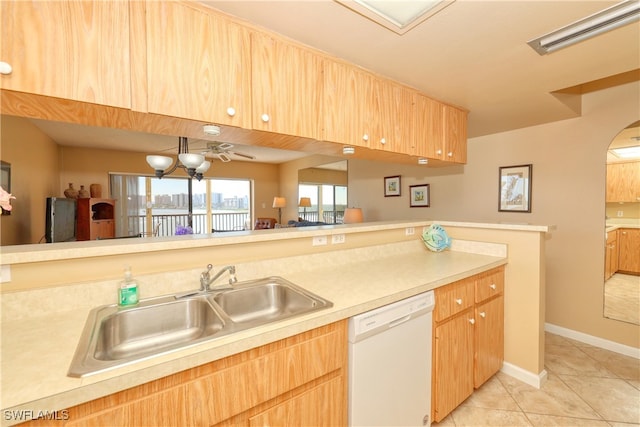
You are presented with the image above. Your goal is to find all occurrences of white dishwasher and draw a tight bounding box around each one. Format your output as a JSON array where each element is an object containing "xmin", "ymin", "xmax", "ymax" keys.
[{"xmin": 348, "ymin": 290, "xmax": 435, "ymax": 427}]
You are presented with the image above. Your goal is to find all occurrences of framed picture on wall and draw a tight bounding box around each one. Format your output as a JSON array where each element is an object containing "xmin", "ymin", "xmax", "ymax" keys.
[
  {"xmin": 409, "ymin": 184, "xmax": 430, "ymax": 207},
  {"xmin": 384, "ymin": 175, "xmax": 401, "ymax": 197},
  {"xmin": 499, "ymin": 164, "xmax": 532, "ymax": 212}
]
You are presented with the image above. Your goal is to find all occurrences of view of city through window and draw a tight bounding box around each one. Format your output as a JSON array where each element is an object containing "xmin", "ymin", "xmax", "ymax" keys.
[{"xmin": 128, "ymin": 177, "xmax": 251, "ymax": 235}]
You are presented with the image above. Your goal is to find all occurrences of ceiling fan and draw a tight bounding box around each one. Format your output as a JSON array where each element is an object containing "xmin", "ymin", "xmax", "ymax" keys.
[{"xmin": 204, "ymin": 142, "xmax": 256, "ymax": 162}]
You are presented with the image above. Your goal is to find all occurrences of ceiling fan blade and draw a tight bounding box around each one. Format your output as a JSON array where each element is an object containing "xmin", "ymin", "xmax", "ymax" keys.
[
  {"xmin": 217, "ymin": 142, "xmax": 234, "ymax": 151},
  {"xmin": 217, "ymin": 152, "xmax": 231, "ymax": 162},
  {"xmin": 231, "ymin": 151, "xmax": 256, "ymax": 160}
]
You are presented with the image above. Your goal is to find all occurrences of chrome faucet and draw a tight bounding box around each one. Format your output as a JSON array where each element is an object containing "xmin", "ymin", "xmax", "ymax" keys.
[{"xmin": 200, "ymin": 264, "xmax": 237, "ymax": 291}]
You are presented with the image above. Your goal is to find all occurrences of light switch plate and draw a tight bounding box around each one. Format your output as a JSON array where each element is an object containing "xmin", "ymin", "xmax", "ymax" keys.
[{"xmin": 0, "ymin": 265, "xmax": 11, "ymax": 283}]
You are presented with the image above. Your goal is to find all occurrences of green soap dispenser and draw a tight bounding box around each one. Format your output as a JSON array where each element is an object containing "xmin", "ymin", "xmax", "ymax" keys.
[{"xmin": 118, "ymin": 266, "xmax": 139, "ymax": 307}]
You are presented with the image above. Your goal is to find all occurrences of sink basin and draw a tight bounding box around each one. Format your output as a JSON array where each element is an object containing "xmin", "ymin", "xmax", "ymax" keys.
[
  {"xmin": 68, "ymin": 295, "xmax": 227, "ymax": 377},
  {"xmin": 69, "ymin": 277, "xmax": 332, "ymax": 377},
  {"xmin": 94, "ymin": 297, "xmax": 225, "ymax": 361},
  {"xmin": 211, "ymin": 277, "xmax": 331, "ymax": 325}
]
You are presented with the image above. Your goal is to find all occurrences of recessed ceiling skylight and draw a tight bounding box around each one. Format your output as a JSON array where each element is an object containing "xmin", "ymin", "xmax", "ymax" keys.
[
  {"xmin": 335, "ymin": 0, "xmax": 455, "ymax": 35},
  {"xmin": 611, "ymin": 145, "xmax": 640, "ymax": 159}
]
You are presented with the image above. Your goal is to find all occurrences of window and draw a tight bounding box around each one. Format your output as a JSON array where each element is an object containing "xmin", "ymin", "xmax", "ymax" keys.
[
  {"xmin": 298, "ymin": 183, "xmax": 347, "ymax": 223},
  {"xmin": 111, "ymin": 174, "xmax": 251, "ymax": 237}
]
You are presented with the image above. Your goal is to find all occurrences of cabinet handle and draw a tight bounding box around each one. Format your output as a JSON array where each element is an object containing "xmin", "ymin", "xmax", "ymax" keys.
[
  {"xmin": 490, "ymin": 284, "xmax": 497, "ymax": 290},
  {"xmin": 436, "ymin": 149, "xmax": 442, "ymax": 155},
  {"xmin": 260, "ymin": 113, "xmax": 270, "ymax": 123},
  {"xmin": 380, "ymin": 138, "xmax": 386, "ymax": 145},
  {"xmin": 226, "ymin": 107, "xmax": 236, "ymax": 117},
  {"xmin": 0, "ymin": 62, "xmax": 12, "ymax": 75},
  {"xmin": 447, "ymin": 152, "xmax": 453, "ymax": 157},
  {"xmin": 479, "ymin": 312, "xmax": 486, "ymax": 318},
  {"xmin": 362, "ymin": 133, "xmax": 369, "ymax": 142},
  {"xmin": 455, "ymin": 298, "xmax": 462, "ymax": 305},
  {"xmin": 469, "ymin": 318, "xmax": 475, "ymax": 324}
]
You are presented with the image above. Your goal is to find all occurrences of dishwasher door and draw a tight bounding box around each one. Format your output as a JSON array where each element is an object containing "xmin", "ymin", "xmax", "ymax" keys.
[{"xmin": 348, "ymin": 291, "xmax": 434, "ymax": 427}]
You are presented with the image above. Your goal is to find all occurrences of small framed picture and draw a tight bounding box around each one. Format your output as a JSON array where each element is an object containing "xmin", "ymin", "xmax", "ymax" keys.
[
  {"xmin": 499, "ymin": 164, "xmax": 532, "ymax": 212},
  {"xmin": 384, "ymin": 175, "xmax": 401, "ymax": 197},
  {"xmin": 409, "ymin": 184, "xmax": 430, "ymax": 207}
]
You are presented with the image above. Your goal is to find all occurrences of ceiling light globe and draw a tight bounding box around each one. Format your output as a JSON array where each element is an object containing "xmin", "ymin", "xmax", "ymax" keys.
[
  {"xmin": 179, "ymin": 153, "xmax": 205, "ymax": 169},
  {"xmin": 146, "ymin": 155, "xmax": 173, "ymax": 170},
  {"xmin": 196, "ymin": 160, "xmax": 211, "ymax": 173}
]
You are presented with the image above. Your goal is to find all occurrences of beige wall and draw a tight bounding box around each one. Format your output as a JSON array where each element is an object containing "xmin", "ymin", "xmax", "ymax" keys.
[
  {"xmin": 0, "ymin": 116, "xmax": 60, "ymax": 245},
  {"xmin": 350, "ymin": 81, "xmax": 640, "ymax": 348}
]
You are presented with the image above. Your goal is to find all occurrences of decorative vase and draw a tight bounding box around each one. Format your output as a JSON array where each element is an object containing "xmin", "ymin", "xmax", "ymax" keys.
[
  {"xmin": 64, "ymin": 183, "xmax": 78, "ymax": 199},
  {"xmin": 78, "ymin": 185, "xmax": 90, "ymax": 199},
  {"xmin": 89, "ymin": 183, "xmax": 102, "ymax": 198}
]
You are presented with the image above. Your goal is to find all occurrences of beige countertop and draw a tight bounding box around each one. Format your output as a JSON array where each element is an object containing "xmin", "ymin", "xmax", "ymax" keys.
[{"xmin": 1, "ymin": 239, "xmax": 506, "ymax": 423}]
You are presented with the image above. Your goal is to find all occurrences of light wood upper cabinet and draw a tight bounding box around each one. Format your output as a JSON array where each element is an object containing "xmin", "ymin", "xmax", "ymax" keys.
[
  {"xmin": 251, "ymin": 31, "xmax": 323, "ymax": 139},
  {"xmin": 0, "ymin": 0, "xmax": 131, "ymax": 108},
  {"xmin": 443, "ymin": 104, "xmax": 468, "ymax": 163},
  {"xmin": 606, "ymin": 161, "xmax": 640, "ymax": 203},
  {"xmin": 323, "ymin": 60, "xmax": 373, "ymax": 147},
  {"xmin": 144, "ymin": 1, "xmax": 251, "ymax": 128},
  {"xmin": 412, "ymin": 93, "xmax": 444, "ymax": 158},
  {"xmin": 323, "ymin": 59, "xmax": 413, "ymax": 153}
]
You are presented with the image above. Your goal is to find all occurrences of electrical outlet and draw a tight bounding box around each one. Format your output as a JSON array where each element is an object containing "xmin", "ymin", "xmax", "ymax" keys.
[
  {"xmin": 405, "ymin": 227, "xmax": 415, "ymax": 236},
  {"xmin": 0, "ymin": 265, "xmax": 11, "ymax": 283},
  {"xmin": 312, "ymin": 236, "xmax": 328, "ymax": 246},
  {"xmin": 617, "ymin": 211, "xmax": 624, "ymax": 217},
  {"xmin": 332, "ymin": 234, "xmax": 346, "ymax": 244}
]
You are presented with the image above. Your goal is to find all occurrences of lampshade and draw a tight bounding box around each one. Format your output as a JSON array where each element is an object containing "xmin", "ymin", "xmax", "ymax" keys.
[
  {"xmin": 272, "ymin": 197, "xmax": 287, "ymax": 208},
  {"xmin": 343, "ymin": 207, "xmax": 363, "ymax": 224},
  {"xmin": 146, "ymin": 155, "xmax": 173, "ymax": 171},
  {"xmin": 195, "ymin": 160, "xmax": 211, "ymax": 173},
  {"xmin": 178, "ymin": 153, "xmax": 205, "ymax": 169},
  {"xmin": 299, "ymin": 197, "xmax": 312, "ymax": 208}
]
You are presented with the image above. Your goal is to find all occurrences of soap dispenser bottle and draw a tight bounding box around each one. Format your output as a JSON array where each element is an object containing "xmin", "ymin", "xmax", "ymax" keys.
[{"xmin": 118, "ymin": 266, "xmax": 139, "ymax": 307}]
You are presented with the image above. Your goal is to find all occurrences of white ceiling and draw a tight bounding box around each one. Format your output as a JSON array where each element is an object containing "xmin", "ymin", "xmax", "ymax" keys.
[{"xmin": 30, "ymin": 0, "xmax": 640, "ymax": 163}]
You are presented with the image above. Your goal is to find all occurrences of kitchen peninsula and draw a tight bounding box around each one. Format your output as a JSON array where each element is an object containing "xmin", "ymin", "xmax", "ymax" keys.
[{"xmin": 0, "ymin": 220, "xmax": 550, "ymax": 426}]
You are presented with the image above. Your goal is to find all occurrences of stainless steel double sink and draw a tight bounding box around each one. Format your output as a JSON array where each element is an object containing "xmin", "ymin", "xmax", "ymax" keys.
[{"xmin": 68, "ymin": 277, "xmax": 332, "ymax": 377}]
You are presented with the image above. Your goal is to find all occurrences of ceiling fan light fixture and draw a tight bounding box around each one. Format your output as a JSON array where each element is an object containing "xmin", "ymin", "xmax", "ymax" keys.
[
  {"xmin": 203, "ymin": 124, "xmax": 221, "ymax": 136},
  {"xmin": 527, "ymin": 0, "xmax": 640, "ymax": 55}
]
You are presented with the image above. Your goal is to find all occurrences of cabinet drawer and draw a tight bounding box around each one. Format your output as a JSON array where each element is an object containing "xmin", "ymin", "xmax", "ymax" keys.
[
  {"xmin": 434, "ymin": 278, "xmax": 474, "ymax": 322},
  {"xmin": 475, "ymin": 267, "xmax": 504, "ymax": 303}
]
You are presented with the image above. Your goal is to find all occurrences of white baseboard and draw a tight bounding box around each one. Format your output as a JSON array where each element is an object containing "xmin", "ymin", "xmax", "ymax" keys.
[
  {"xmin": 545, "ymin": 323, "xmax": 640, "ymax": 359},
  {"xmin": 500, "ymin": 362, "xmax": 547, "ymax": 389}
]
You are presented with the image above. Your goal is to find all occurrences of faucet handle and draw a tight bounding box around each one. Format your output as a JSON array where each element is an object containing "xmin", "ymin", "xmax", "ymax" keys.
[
  {"xmin": 229, "ymin": 266, "xmax": 238, "ymax": 285},
  {"xmin": 200, "ymin": 264, "xmax": 213, "ymax": 289}
]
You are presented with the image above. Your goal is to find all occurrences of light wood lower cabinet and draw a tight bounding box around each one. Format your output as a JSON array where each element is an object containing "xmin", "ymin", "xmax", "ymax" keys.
[
  {"xmin": 432, "ymin": 267, "xmax": 505, "ymax": 423},
  {"xmin": 618, "ymin": 228, "xmax": 640, "ymax": 274},
  {"xmin": 19, "ymin": 321, "xmax": 347, "ymax": 427},
  {"xmin": 605, "ymin": 230, "xmax": 619, "ymax": 280}
]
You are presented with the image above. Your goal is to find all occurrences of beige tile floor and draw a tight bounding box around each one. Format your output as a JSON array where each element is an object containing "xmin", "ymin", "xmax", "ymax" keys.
[
  {"xmin": 433, "ymin": 332, "xmax": 640, "ymax": 426},
  {"xmin": 604, "ymin": 273, "xmax": 640, "ymax": 325}
]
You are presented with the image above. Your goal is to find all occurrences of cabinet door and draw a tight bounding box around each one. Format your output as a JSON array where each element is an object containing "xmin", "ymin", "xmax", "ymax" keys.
[
  {"xmin": 474, "ymin": 296, "xmax": 504, "ymax": 388},
  {"xmin": 607, "ymin": 162, "xmax": 640, "ymax": 202},
  {"xmin": 1, "ymin": 0, "xmax": 131, "ymax": 108},
  {"xmin": 412, "ymin": 93, "xmax": 444, "ymax": 158},
  {"xmin": 442, "ymin": 105, "xmax": 468, "ymax": 163},
  {"xmin": 145, "ymin": 1, "xmax": 251, "ymax": 128},
  {"xmin": 248, "ymin": 377, "xmax": 345, "ymax": 427},
  {"xmin": 433, "ymin": 310, "xmax": 474, "ymax": 422},
  {"xmin": 251, "ymin": 31, "xmax": 323, "ymax": 139},
  {"xmin": 370, "ymin": 79, "xmax": 413, "ymax": 154},
  {"xmin": 323, "ymin": 59, "xmax": 373, "ymax": 148},
  {"xmin": 618, "ymin": 229, "xmax": 640, "ymax": 273}
]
